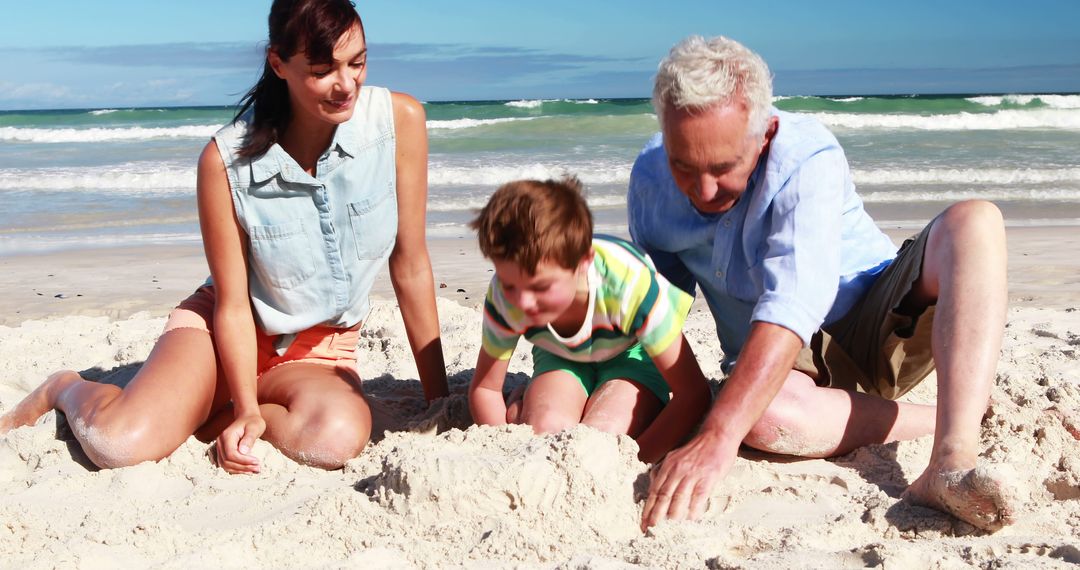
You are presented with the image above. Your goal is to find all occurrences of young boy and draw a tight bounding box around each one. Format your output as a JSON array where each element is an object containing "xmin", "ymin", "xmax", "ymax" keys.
[{"xmin": 468, "ymin": 177, "xmax": 712, "ymax": 463}]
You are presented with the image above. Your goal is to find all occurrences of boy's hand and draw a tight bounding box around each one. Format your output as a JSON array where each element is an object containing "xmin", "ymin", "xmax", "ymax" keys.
[{"xmin": 504, "ymin": 384, "xmax": 526, "ymax": 424}]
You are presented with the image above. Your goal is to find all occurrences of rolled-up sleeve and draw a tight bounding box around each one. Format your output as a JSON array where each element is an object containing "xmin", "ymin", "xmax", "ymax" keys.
[{"xmin": 751, "ymin": 149, "xmax": 846, "ymax": 345}]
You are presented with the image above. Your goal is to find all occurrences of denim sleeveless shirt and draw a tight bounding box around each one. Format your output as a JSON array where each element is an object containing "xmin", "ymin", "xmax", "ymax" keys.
[{"xmin": 212, "ymin": 85, "xmax": 397, "ymax": 336}]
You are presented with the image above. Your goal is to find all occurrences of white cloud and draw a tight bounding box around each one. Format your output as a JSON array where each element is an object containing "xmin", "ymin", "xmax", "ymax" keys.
[{"xmin": 0, "ymin": 81, "xmax": 84, "ymax": 105}]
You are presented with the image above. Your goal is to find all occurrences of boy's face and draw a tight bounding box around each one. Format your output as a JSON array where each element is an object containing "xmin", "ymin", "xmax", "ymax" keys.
[{"xmin": 492, "ymin": 256, "xmax": 589, "ymax": 327}]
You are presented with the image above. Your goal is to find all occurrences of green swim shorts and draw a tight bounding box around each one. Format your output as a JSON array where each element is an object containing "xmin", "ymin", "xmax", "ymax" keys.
[{"xmin": 530, "ymin": 343, "xmax": 671, "ymax": 404}]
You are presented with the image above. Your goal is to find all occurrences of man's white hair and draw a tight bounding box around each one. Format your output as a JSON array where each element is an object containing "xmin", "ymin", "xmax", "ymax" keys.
[{"xmin": 652, "ymin": 35, "xmax": 774, "ymax": 138}]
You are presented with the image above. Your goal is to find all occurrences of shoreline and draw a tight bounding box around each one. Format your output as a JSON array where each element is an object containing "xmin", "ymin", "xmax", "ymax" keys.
[{"xmin": 1, "ymin": 224, "xmax": 1076, "ymax": 327}]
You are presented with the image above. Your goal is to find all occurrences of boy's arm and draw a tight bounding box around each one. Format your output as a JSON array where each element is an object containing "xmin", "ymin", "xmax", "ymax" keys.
[
  {"xmin": 469, "ymin": 349, "xmax": 513, "ymax": 426},
  {"xmin": 633, "ymin": 334, "xmax": 712, "ymax": 464}
]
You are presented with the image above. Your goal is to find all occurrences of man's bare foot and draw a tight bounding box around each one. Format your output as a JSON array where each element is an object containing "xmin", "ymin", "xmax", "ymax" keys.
[
  {"xmin": 903, "ymin": 463, "xmax": 1017, "ymax": 532},
  {"xmin": 0, "ymin": 370, "xmax": 81, "ymax": 436}
]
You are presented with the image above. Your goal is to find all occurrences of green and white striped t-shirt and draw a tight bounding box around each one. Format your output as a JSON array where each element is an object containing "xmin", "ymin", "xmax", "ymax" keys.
[{"xmin": 481, "ymin": 236, "xmax": 694, "ymax": 362}]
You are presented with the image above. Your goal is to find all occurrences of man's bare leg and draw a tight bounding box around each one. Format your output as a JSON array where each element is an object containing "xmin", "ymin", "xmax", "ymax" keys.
[
  {"xmin": 901, "ymin": 200, "xmax": 1015, "ymax": 531},
  {"xmin": 744, "ymin": 371, "xmax": 937, "ymax": 458}
]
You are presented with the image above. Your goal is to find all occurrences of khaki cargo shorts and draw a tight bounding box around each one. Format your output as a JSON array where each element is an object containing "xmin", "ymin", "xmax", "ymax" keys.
[{"xmin": 794, "ymin": 220, "xmax": 938, "ymax": 400}]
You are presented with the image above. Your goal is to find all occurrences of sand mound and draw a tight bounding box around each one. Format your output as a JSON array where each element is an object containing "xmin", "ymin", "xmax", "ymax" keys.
[
  {"xmin": 370, "ymin": 425, "xmax": 645, "ymax": 539},
  {"xmin": 1, "ymin": 301, "xmax": 1079, "ymax": 568}
]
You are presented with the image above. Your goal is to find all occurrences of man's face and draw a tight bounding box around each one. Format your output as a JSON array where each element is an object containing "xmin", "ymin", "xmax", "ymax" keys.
[{"xmin": 661, "ymin": 102, "xmax": 776, "ymax": 215}]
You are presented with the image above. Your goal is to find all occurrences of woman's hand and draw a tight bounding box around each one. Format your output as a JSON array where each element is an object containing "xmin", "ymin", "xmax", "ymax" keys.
[{"xmin": 214, "ymin": 412, "xmax": 266, "ymax": 474}]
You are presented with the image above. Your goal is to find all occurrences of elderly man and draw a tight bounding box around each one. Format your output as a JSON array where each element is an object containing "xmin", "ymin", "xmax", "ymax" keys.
[{"xmin": 629, "ymin": 35, "xmax": 1014, "ymax": 532}]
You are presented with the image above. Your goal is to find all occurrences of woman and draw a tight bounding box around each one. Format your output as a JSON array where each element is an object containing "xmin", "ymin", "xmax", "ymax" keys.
[{"xmin": 0, "ymin": 0, "xmax": 448, "ymax": 474}]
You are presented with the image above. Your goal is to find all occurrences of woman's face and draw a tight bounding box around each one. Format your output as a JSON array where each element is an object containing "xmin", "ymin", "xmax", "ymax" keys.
[{"xmin": 269, "ymin": 24, "xmax": 367, "ymax": 126}]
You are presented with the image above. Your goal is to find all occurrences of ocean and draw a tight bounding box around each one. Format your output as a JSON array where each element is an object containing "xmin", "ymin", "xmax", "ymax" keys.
[{"xmin": 1, "ymin": 94, "xmax": 1079, "ymax": 256}]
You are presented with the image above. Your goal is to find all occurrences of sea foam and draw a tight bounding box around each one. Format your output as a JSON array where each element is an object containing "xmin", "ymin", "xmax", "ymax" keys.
[
  {"xmin": 426, "ymin": 117, "xmax": 534, "ymax": 130},
  {"xmin": 816, "ymin": 109, "xmax": 1080, "ymax": 130},
  {"xmin": 854, "ymin": 167, "xmax": 1080, "ymax": 186},
  {"xmin": 0, "ymin": 165, "xmax": 194, "ymax": 194},
  {"xmin": 428, "ymin": 162, "xmax": 630, "ymax": 187},
  {"xmin": 860, "ymin": 188, "xmax": 1080, "ymax": 203},
  {"xmin": 966, "ymin": 94, "xmax": 1080, "ymax": 109},
  {"xmin": 0, "ymin": 125, "xmax": 218, "ymax": 144}
]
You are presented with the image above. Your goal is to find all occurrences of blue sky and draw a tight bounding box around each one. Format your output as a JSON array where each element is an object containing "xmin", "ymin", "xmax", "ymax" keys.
[{"xmin": 1, "ymin": 0, "xmax": 1078, "ymax": 110}]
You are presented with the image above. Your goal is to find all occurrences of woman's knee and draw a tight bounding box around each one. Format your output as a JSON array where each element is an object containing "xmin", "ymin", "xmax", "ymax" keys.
[
  {"xmin": 72, "ymin": 415, "xmax": 177, "ymax": 468},
  {"xmin": 288, "ymin": 406, "xmax": 371, "ymax": 469}
]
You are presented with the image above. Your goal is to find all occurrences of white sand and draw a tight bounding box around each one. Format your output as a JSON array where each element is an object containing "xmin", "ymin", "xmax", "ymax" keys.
[{"xmin": 1, "ymin": 229, "xmax": 1079, "ymax": 568}]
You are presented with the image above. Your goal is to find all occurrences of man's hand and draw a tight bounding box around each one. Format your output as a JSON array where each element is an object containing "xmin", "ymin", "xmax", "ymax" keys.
[
  {"xmin": 640, "ymin": 430, "xmax": 739, "ymax": 531},
  {"xmin": 214, "ymin": 412, "xmax": 266, "ymax": 475}
]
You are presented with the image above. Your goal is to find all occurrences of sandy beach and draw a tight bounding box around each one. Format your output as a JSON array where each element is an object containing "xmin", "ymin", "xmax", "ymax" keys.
[{"xmin": 1, "ymin": 226, "xmax": 1079, "ymax": 568}]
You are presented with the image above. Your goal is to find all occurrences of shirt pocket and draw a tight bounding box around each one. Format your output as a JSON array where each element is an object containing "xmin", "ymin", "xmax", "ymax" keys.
[
  {"xmin": 348, "ymin": 187, "xmax": 397, "ymax": 260},
  {"xmin": 248, "ymin": 219, "xmax": 317, "ymax": 289}
]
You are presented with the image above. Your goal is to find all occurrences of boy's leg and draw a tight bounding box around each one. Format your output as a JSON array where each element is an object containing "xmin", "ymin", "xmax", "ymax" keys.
[
  {"xmin": 580, "ymin": 345, "xmax": 666, "ymax": 437},
  {"xmin": 519, "ymin": 370, "xmax": 590, "ymax": 434},
  {"xmin": 581, "ymin": 379, "xmax": 664, "ymax": 438}
]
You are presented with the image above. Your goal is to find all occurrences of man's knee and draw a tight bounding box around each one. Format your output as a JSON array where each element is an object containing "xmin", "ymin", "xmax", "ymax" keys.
[
  {"xmin": 743, "ymin": 375, "xmax": 816, "ymax": 453},
  {"xmin": 939, "ymin": 200, "xmax": 1004, "ymax": 236},
  {"xmin": 921, "ymin": 200, "xmax": 1007, "ymax": 296}
]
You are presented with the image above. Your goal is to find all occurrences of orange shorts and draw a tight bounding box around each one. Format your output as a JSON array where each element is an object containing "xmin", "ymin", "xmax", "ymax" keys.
[{"xmin": 163, "ymin": 286, "xmax": 360, "ymax": 378}]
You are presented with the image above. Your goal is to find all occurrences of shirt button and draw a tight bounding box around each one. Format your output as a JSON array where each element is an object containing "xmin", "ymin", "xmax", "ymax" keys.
[
  {"xmin": 723, "ymin": 219, "xmax": 732, "ymax": 227},
  {"xmin": 715, "ymin": 270, "xmax": 724, "ymax": 278}
]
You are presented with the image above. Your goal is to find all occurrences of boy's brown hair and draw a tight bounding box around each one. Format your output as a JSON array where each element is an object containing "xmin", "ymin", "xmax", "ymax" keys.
[{"xmin": 470, "ymin": 176, "xmax": 593, "ymax": 274}]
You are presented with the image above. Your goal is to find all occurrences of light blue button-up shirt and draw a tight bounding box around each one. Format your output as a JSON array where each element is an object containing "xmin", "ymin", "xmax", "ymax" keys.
[
  {"xmin": 211, "ymin": 86, "xmax": 398, "ymax": 337},
  {"xmin": 628, "ymin": 109, "xmax": 896, "ymax": 371}
]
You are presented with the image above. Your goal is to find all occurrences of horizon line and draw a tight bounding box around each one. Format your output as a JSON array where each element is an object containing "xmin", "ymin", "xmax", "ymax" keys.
[{"xmin": 4, "ymin": 91, "xmax": 1080, "ymax": 113}]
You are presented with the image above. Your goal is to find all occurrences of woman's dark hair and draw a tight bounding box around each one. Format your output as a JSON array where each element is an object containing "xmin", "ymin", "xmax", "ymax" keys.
[{"xmin": 233, "ymin": 0, "xmax": 364, "ymax": 158}]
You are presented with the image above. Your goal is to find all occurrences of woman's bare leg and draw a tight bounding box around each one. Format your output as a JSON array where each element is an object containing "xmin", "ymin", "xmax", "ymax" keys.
[
  {"xmin": 253, "ymin": 362, "xmax": 373, "ymax": 469},
  {"xmin": 1, "ymin": 370, "xmax": 83, "ymax": 435},
  {"xmin": 1, "ymin": 327, "xmax": 227, "ymax": 468}
]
